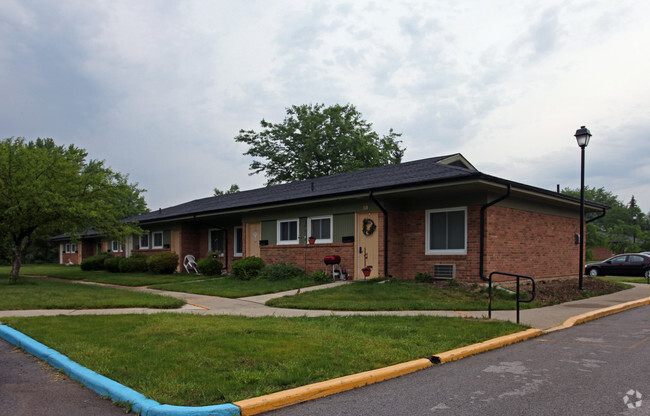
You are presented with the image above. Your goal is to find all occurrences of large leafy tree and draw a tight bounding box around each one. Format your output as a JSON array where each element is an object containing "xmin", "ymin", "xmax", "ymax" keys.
[
  {"xmin": 562, "ymin": 186, "xmax": 650, "ymax": 255},
  {"xmin": 235, "ymin": 103, "xmax": 405, "ymax": 186},
  {"xmin": 0, "ymin": 137, "xmax": 147, "ymax": 282}
]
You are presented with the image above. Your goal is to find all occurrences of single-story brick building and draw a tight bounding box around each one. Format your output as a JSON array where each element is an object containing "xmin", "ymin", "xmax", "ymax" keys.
[{"xmin": 56, "ymin": 154, "xmax": 607, "ymax": 281}]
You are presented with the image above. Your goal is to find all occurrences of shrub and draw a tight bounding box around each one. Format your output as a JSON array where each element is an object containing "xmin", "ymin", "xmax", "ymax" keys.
[
  {"xmin": 103, "ymin": 257, "xmax": 122, "ymax": 273},
  {"xmin": 197, "ymin": 257, "xmax": 223, "ymax": 276},
  {"xmin": 147, "ymin": 252, "xmax": 179, "ymax": 274},
  {"xmin": 80, "ymin": 252, "xmax": 113, "ymax": 271},
  {"xmin": 414, "ymin": 272, "xmax": 433, "ymax": 283},
  {"xmin": 119, "ymin": 254, "xmax": 149, "ymax": 273},
  {"xmin": 231, "ymin": 257, "xmax": 265, "ymax": 280},
  {"xmin": 310, "ymin": 270, "xmax": 331, "ymax": 283},
  {"xmin": 259, "ymin": 262, "xmax": 304, "ymax": 281}
]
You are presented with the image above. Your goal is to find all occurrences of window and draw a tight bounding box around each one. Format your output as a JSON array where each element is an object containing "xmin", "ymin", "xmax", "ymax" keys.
[
  {"xmin": 64, "ymin": 243, "xmax": 77, "ymax": 253},
  {"xmin": 308, "ymin": 216, "xmax": 332, "ymax": 243},
  {"xmin": 140, "ymin": 233, "xmax": 149, "ymax": 249},
  {"xmin": 209, "ymin": 229, "xmax": 224, "ymax": 253},
  {"xmin": 234, "ymin": 227, "xmax": 243, "ymax": 257},
  {"xmin": 152, "ymin": 232, "xmax": 163, "ymax": 249},
  {"xmin": 277, "ymin": 219, "xmax": 299, "ymax": 244},
  {"xmin": 112, "ymin": 241, "xmax": 123, "ymax": 252},
  {"xmin": 426, "ymin": 207, "xmax": 467, "ymax": 255}
]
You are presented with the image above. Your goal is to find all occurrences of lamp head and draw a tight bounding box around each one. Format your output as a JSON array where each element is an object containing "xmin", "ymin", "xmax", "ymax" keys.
[{"xmin": 574, "ymin": 125, "xmax": 591, "ymax": 148}]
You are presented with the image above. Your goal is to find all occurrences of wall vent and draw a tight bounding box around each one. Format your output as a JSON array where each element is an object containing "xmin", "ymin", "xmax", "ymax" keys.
[{"xmin": 434, "ymin": 264, "xmax": 456, "ymax": 279}]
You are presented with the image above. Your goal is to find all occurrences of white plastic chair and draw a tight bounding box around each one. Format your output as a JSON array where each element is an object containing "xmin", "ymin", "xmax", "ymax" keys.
[{"xmin": 183, "ymin": 255, "xmax": 200, "ymax": 275}]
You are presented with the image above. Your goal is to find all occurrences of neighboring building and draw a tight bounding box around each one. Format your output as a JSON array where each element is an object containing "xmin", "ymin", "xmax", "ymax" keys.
[{"xmin": 55, "ymin": 154, "xmax": 607, "ymax": 281}]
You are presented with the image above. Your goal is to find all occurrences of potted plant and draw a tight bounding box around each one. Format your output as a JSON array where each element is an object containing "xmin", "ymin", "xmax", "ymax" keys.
[
  {"xmin": 362, "ymin": 265, "xmax": 372, "ymax": 277},
  {"xmin": 308, "ymin": 236, "xmax": 316, "ymax": 245}
]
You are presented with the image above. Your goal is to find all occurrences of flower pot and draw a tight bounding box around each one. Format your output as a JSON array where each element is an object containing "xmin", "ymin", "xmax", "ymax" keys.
[
  {"xmin": 308, "ymin": 237, "xmax": 316, "ymax": 245},
  {"xmin": 362, "ymin": 269, "xmax": 371, "ymax": 277}
]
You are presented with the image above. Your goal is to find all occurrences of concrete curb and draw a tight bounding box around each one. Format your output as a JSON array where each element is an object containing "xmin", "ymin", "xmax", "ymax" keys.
[
  {"xmin": 544, "ymin": 296, "xmax": 650, "ymax": 333},
  {"xmin": 0, "ymin": 325, "xmax": 240, "ymax": 416},
  {"xmin": 2, "ymin": 298, "xmax": 649, "ymax": 416},
  {"xmin": 233, "ymin": 327, "xmax": 544, "ymax": 415}
]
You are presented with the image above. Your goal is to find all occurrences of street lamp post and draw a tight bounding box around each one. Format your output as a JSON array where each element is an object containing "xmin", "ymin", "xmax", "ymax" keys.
[{"xmin": 574, "ymin": 126, "xmax": 591, "ymax": 290}]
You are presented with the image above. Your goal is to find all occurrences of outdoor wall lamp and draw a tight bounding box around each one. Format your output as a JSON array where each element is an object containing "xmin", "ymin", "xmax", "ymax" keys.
[{"xmin": 574, "ymin": 125, "xmax": 591, "ymax": 290}]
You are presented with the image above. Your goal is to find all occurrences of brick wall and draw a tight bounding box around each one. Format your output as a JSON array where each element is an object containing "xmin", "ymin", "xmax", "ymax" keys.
[
  {"xmin": 387, "ymin": 207, "xmax": 482, "ymax": 281},
  {"xmin": 484, "ymin": 206, "xmax": 579, "ymax": 280},
  {"xmin": 261, "ymin": 243, "xmax": 355, "ymax": 277}
]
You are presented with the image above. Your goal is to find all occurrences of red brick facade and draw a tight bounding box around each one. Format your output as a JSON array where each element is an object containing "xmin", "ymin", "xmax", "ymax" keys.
[{"xmin": 260, "ymin": 243, "xmax": 355, "ymax": 277}]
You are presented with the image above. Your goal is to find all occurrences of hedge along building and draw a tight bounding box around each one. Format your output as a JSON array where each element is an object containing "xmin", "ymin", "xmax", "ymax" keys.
[{"xmin": 57, "ymin": 154, "xmax": 607, "ymax": 281}]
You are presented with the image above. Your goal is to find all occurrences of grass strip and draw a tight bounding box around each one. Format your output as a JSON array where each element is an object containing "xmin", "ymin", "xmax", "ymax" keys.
[
  {"xmin": 1, "ymin": 264, "xmax": 200, "ymax": 286},
  {"xmin": 2, "ymin": 314, "xmax": 525, "ymax": 405},
  {"xmin": 596, "ymin": 276, "xmax": 648, "ymax": 284},
  {"xmin": 266, "ymin": 279, "xmax": 539, "ymax": 311},
  {"xmin": 149, "ymin": 276, "xmax": 323, "ymax": 298},
  {"xmin": 0, "ymin": 276, "xmax": 184, "ymax": 310}
]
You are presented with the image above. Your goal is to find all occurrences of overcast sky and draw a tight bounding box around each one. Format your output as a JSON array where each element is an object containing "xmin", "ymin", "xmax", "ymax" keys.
[{"xmin": 2, "ymin": 0, "xmax": 649, "ymax": 212}]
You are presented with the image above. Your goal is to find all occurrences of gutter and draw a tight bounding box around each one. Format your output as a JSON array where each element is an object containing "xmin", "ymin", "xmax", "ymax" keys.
[
  {"xmin": 368, "ymin": 190, "xmax": 390, "ymax": 278},
  {"xmin": 479, "ymin": 184, "xmax": 512, "ymax": 281}
]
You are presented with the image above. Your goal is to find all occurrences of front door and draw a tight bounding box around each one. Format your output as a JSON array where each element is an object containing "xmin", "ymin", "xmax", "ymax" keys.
[
  {"xmin": 245, "ymin": 222, "xmax": 261, "ymax": 258},
  {"xmin": 355, "ymin": 212, "xmax": 380, "ymax": 279}
]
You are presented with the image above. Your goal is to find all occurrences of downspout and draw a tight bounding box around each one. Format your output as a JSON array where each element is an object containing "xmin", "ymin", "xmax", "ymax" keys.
[
  {"xmin": 586, "ymin": 207, "xmax": 606, "ymax": 223},
  {"xmin": 479, "ymin": 184, "xmax": 512, "ymax": 281},
  {"xmin": 369, "ymin": 190, "xmax": 390, "ymax": 278}
]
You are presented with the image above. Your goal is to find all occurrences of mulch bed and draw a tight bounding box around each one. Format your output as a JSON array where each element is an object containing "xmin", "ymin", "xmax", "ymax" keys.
[{"xmin": 494, "ymin": 277, "xmax": 627, "ymax": 305}]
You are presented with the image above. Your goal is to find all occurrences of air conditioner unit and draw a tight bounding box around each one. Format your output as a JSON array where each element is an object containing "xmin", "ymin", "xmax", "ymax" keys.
[{"xmin": 434, "ymin": 264, "xmax": 456, "ymax": 280}]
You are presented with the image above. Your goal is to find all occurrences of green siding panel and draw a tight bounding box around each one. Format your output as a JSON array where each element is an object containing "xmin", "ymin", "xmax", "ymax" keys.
[
  {"xmin": 333, "ymin": 213, "xmax": 355, "ymax": 243},
  {"xmin": 261, "ymin": 220, "xmax": 277, "ymax": 245}
]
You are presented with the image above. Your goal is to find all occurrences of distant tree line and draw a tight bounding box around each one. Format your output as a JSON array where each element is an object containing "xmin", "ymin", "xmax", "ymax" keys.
[{"xmin": 562, "ymin": 186, "xmax": 649, "ymax": 257}]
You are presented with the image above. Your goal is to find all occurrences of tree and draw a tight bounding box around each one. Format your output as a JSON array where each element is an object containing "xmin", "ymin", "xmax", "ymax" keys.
[
  {"xmin": 235, "ymin": 103, "xmax": 405, "ymax": 186},
  {"xmin": 213, "ymin": 184, "xmax": 240, "ymax": 196},
  {"xmin": 562, "ymin": 186, "xmax": 650, "ymax": 255},
  {"xmin": 0, "ymin": 137, "xmax": 147, "ymax": 283}
]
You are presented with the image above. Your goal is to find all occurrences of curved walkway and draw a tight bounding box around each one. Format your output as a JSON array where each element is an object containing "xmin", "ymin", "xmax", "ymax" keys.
[{"xmin": 1, "ymin": 277, "xmax": 650, "ymax": 330}]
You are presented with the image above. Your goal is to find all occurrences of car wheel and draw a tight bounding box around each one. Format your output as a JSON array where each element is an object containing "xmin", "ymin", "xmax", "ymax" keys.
[{"xmin": 588, "ymin": 268, "xmax": 600, "ymax": 277}]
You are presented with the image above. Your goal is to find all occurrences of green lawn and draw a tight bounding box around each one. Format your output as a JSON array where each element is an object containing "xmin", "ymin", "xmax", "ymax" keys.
[
  {"xmin": 2, "ymin": 264, "xmax": 200, "ymax": 286},
  {"xmin": 1, "ymin": 314, "xmax": 526, "ymax": 405},
  {"xmin": 266, "ymin": 279, "xmax": 539, "ymax": 311},
  {"xmin": 0, "ymin": 276, "xmax": 184, "ymax": 310},
  {"xmin": 149, "ymin": 276, "xmax": 324, "ymax": 298},
  {"xmin": 597, "ymin": 276, "xmax": 649, "ymax": 284}
]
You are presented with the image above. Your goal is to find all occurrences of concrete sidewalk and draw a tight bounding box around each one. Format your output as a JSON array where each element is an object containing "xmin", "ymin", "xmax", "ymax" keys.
[{"xmin": 1, "ymin": 278, "xmax": 649, "ymax": 330}]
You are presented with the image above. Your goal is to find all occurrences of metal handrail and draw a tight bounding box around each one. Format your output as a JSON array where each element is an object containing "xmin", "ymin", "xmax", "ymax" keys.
[{"xmin": 488, "ymin": 271, "xmax": 536, "ymax": 324}]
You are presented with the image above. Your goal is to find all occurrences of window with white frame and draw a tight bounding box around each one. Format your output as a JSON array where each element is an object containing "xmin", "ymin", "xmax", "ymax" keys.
[
  {"xmin": 425, "ymin": 207, "xmax": 467, "ymax": 255},
  {"xmin": 112, "ymin": 241, "xmax": 123, "ymax": 252},
  {"xmin": 234, "ymin": 226, "xmax": 243, "ymax": 256},
  {"xmin": 64, "ymin": 243, "xmax": 77, "ymax": 253},
  {"xmin": 308, "ymin": 216, "xmax": 332, "ymax": 243},
  {"xmin": 140, "ymin": 233, "xmax": 149, "ymax": 249},
  {"xmin": 209, "ymin": 229, "xmax": 224, "ymax": 253},
  {"xmin": 277, "ymin": 219, "xmax": 299, "ymax": 244},
  {"xmin": 152, "ymin": 231, "xmax": 164, "ymax": 249}
]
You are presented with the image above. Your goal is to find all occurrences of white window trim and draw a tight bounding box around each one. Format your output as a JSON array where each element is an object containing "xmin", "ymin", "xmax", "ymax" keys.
[
  {"xmin": 140, "ymin": 233, "xmax": 150, "ymax": 249},
  {"xmin": 112, "ymin": 241, "xmax": 123, "ymax": 253},
  {"xmin": 308, "ymin": 215, "xmax": 333, "ymax": 244},
  {"xmin": 234, "ymin": 226, "xmax": 243, "ymax": 257},
  {"xmin": 277, "ymin": 219, "xmax": 300, "ymax": 245},
  {"xmin": 425, "ymin": 207, "xmax": 467, "ymax": 255},
  {"xmin": 64, "ymin": 243, "xmax": 77, "ymax": 253},
  {"xmin": 152, "ymin": 231, "xmax": 164, "ymax": 249}
]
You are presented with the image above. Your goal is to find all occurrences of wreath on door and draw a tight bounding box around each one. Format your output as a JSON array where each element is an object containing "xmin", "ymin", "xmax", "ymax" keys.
[{"xmin": 362, "ymin": 218, "xmax": 376, "ymax": 236}]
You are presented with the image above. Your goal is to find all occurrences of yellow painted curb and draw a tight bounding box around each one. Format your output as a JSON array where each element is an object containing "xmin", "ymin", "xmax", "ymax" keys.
[
  {"xmin": 234, "ymin": 327, "xmax": 542, "ymax": 415},
  {"xmin": 233, "ymin": 358, "xmax": 433, "ymax": 415},
  {"xmin": 433, "ymin": 328, "xmax": 544, "ymax": 364},
  {"xmin": 545, "ymin": 296, "xmax": 650, "ymax": 333}
]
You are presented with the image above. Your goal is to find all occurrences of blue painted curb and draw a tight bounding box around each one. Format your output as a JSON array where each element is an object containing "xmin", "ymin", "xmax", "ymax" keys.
[{"xmin": 0, "ymin": 325, "xmax": 240, "ymax": 416}]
